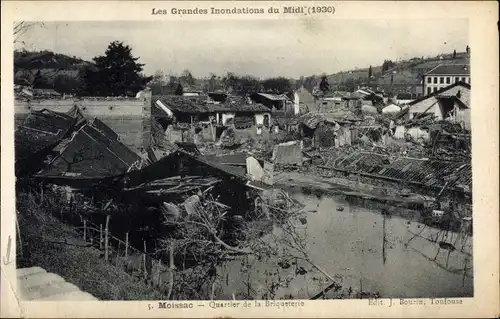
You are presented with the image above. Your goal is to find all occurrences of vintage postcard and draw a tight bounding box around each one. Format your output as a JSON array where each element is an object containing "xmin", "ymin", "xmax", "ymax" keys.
[{"xmin": 1, "ymin": 1, "xmax": 498, "ymax": 318}]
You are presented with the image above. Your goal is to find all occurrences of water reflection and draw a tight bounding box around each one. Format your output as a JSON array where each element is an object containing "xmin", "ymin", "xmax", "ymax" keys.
[{"xmin": 219, "ymin": 192, "xmax": 473, "ymax": 300}]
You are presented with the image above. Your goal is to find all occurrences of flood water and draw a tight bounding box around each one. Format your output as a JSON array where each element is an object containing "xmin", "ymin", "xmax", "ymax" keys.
[{"xmin": 218, "ymin": 192, "xmax": 473, "ymax": 300}]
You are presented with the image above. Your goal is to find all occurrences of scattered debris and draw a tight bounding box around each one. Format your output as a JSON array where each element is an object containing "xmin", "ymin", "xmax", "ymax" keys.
[{"xmin": 272, "ymin": 140, "xmax": 304, "ymax": 167}]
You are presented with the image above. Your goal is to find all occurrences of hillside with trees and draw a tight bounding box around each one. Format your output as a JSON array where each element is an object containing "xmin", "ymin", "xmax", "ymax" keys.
[
  {"xmin": 14, "ymin": 41, "xmax": 152, "ymax": 97},
  {"xmin": 298, "ymin": 48, "xmax": 471, "ymax": 95}
]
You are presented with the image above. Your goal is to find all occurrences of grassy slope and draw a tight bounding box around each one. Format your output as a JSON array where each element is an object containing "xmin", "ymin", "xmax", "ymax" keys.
[
  {"xmin": 16, "ymin": 192, "xmax": 164, "ymax": 300},
  {"xmin": 325, "ymin": 54, "xmax": 470, "ymax": 87}
]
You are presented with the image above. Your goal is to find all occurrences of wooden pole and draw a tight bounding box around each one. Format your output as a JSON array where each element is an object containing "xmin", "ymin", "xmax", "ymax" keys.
[
  {"xmin": 39, "ymin": 183, "xmax": 44, "ymax": 206},
  {"xmin": 382, "ymin": 214, "xmax": 387, "ymax": 265},
  {"xmin": 104, "ymin": 215, "xmax": 110, "ymax": 262},
  {"xmin": 99, "ymin": 224, "xmax": 103, "ymax": 249},
  {"xmin": 157, "ymin": 259, "xmax": 162, "ymax": 286},
  {"xmin": 166, "ymin": 241, "xmax": 175, "ymax": 300},
  {"xmin": 83, "ymin": 220, "xmax": 87, "ymax": 241},
  {"xmin": 116, "ymin": 242, "xmax": 120, "ymax": 266},
  {"xmin": 169, "ymin": 242, "xmax": 175, "ymax": 269},
  {"xmin": 125, "ymin": 233, "xmax": 129, "ymax": 258}
]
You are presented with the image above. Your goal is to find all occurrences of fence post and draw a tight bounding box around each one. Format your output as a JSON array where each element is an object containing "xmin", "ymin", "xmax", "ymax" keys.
[
  {"xmin": 125, "ymin": 233, "xmax": 129, "ymax": 258},
  {"xmin": 143, "ymin": 241, "xmax": 147, "ymax": 279},
  {"xmin": 116, "ymin": 242, "xmax": 120, "ymax": 266},
  {"xmin": 158, "ymin": 259, "xmax": 162, "ymax": 286},
  {"xmin": 99, "ymin": 224, "xmax": 103, "ymax": 249},
  {"xmin": 83, "ymin": 220, "xmax": 87, "ymax": 241},
  {"xmin": 169, "ymin": 241, "xmax": 175, "ymax": 273},
  {"xmin": 104, "ymin": 215, "xmax": 110, "ymax": 262},
  {"xmin": 39, "ymin": 183, "xmax": 44, "ymax": 206}
]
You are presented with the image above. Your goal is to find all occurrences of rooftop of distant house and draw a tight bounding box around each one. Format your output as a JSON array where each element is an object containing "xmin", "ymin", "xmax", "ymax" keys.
[
  {"xmin": 253, "ymin": 92, "xmax": 289, "ymax": 101},
  {"xmin": 425, "ymin": 64, "xmax": 470, "ymax": 76},
  {"xmin": 394, "ymin": 81, "xmax": 471, "ymax": 119},
  {"xmin": 154, "ymin": 95, "xmax": 270, "ymax": 114}
]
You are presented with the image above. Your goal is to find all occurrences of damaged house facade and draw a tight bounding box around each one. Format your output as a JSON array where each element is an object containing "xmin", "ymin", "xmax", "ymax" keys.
[
  {"xmin": 249, "ymin": 92, "xmax": 292, "ymax": 113},
  {"xmin": 299, "ymin": 111, "xmax": 361, "ymax": 148},
  {"xmin": 154, "ymin": 95, "xmax": 271, "ymax": 127},
  {"xmin": 402, "ymin": 81, "xmax": 471, "ymax": 130},
  {"xmin": 153, "ymin": 95, "xmax": 273, "ymax": 144}
]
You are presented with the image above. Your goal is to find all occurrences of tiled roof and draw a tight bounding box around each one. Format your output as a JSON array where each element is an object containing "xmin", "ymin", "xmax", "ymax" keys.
[
  {"xmin": 154, "ymin": 95, "xmax": 269, "ymax": 114},
  {"xmin": 154, "ymin": 95, "xmax": 209, "ymax": 114},
  {"xmin": 377, "ymin": 158, "xmax": 471, "ymax": 191},
  {"xmin": 326, "ymin": 152, "xmax": 389, "ymax": 174},
  {"xmin": 257, "ymin": 93, "xmax": 288, "ymax": 101},
  {"xmin": 301, "ymin": 111, "xmax": 361, "ymax": 129},
  {"xmin": 15, "ymin": 107, "xmax": 81, "ymax": 165},
  {"xmin": 36, "ymin": 118, "xmax": 140, "ymax": 180},
  {"xmin": 394, "ymin": 81, "xmax": 471, "ymax": 119},
  {"xmin": 208, "ymin": 103, "xmax": 269, "ymax": 113},
  {"xmin": 425, "ymin": 64, "xmax": 470, "ymax": 76},
  {"xmin": 325, "ymin": 151, "xmax": 472, "ymax": 192}
]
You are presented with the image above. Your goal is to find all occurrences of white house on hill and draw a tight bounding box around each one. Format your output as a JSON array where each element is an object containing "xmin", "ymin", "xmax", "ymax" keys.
[{"xmin": 423, "ymin": 64, "xmax": 470, "ymax": 96}]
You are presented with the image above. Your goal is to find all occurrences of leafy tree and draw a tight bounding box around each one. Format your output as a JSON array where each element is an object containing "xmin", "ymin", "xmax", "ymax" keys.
[
  {"xmin": 381, "ymin": 60, "xmax": 396, "ymax": 72},
  {"xmin": 149, "ymin": 70, "xmax": 167, "ymax": 95},
  {"xmin": 208, "ymin": 73, "xmax": 217, "ymax": 92},
  {"xmin": 222, "ymin": 72, "xmax": 238, "ymax": 91},
  {"xmin": 54, "ymin": 74, "xmax": 82, "ymax": 94},
  {"xmin": 82, "ymin": 41, "xmax": 152, "ymax": 96},
  {"xmin": 296, "ymin": 76, "xmax": 305, "ymax": 89},
  {"xmin": 368, "ymin": 65, "xmax": 373, "ymax": 78},
  {"xmin": 174, "ymin": 82, "xmax": 184, "ymax": 95},
  {"xmin": 303, "ymin": 76, "xmax": 315, "ymax": 93},
  {"xmin": 453, "ymin": 50, "xmax": 457, "ymax": 59},
  {"xmin": 319, "ymin": 75, "xmax": 329, "ymax": 93},
  {"xmin": 180, "ymin": 69, "xmax": 195, "ymax": 86},
  {"xmin": 238, "ymin": 76, "xmax": 261, "ymax": 94},
  {"xmin": 32, "ymin": 70, "xmax": 49, "ymax": 89},
  {"xmin": 261, "ymin": 77, "xmax": 292, "ymax": 94},
  {"xmin": 342, "ymin": 78, "xmax": 356, "ymax": 92}
]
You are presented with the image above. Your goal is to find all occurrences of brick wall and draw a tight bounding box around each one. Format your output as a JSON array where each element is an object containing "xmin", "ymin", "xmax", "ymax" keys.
[{"xmin": 14, "ymin": 91, "xmax": 152, "ymax": 153}]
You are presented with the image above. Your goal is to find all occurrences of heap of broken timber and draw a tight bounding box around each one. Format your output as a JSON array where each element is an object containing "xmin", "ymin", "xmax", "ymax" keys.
[
  {"xmin": 321, "ymin": 151, "xmax": 472, "ymax": 194},
  {"xmin": 123, "ymin": 176, "xmax": 222, "ymax": 202},
  {"xmin": 126, "ymin": 142, "xmax": 269, "ymax": 192}
]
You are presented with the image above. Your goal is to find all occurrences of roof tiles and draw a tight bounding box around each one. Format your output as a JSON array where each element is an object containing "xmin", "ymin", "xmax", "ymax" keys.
[{"xmin": 425, "ymin": 64, "xmax": 470, "ymax": 76}]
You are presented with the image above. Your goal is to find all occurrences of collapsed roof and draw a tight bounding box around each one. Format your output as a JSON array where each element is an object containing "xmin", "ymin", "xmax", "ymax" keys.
[
  {"xmin": 15, "ymin": 105, "xmax": 86, "ymax": 176},
  {"xmin": 35, "ymin": 118, "xmax": 140, "ymax": 183},
  {"xmin": 300, "ymin": 111, "xmax": 361, "ymax": 129},
  {"xmin": 154, "ymin": 95, "xmax": 270, "ymax": 116},
  {"xmin": 324, "ymin": 151, "xmax": 471, "ymax": 193}
]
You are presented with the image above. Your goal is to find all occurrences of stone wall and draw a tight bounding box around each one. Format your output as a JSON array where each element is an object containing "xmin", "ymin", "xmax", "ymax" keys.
[{"xmin": 14, "ymin": 91, "xmax": 152, "ymax": 153}]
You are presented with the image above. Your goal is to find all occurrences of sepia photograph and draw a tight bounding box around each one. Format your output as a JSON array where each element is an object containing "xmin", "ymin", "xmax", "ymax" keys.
[{"xmin": 1, "ymin": 1, "xmax": 498, "ymax": 318}]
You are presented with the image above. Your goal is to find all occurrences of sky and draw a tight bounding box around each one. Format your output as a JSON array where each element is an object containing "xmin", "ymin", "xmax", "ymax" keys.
[{"xmin": 15, "ymin": 19, "xmax": 468, "ymax": 79}]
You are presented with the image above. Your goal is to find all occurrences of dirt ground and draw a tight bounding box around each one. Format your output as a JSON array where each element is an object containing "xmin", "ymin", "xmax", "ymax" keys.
[{"xmin": 16, "ymin": 192, "xmax": 165, "ymax": 300}]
